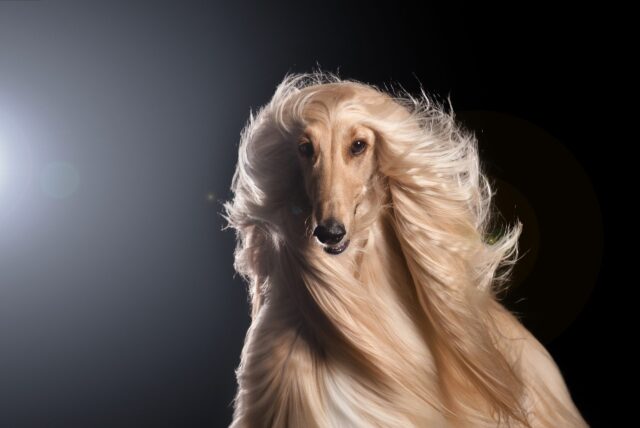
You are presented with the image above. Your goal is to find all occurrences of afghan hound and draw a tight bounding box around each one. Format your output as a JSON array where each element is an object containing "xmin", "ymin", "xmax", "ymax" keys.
[{"xmin": 221, "ymin": 70, "xmax": 588, "ymax": 427}]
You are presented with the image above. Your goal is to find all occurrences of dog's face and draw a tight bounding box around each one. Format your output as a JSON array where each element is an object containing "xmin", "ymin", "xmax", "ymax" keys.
[{"xmin": 296, "ymin": 103, "xmax": 377, "ymax": 255}]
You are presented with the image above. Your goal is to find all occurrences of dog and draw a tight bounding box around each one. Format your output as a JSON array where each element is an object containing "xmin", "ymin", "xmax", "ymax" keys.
[{"xmin": 221, "ymin": 70, "xmax": 588, "ymax": 427}]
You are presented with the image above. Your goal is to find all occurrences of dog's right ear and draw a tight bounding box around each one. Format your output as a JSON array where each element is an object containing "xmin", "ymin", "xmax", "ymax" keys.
[
  {"xmin": 236, "ymin": 223, "xmax": 272, "ymax": 319},
  {"xmin": 221, "ymin": 98, "xmax": 305, "ymax": 318}
]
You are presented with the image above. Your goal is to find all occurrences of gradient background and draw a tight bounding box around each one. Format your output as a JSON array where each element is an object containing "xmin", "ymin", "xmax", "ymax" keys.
[{"xmin": 0, "ymin": 1, "xmax": 624, "ymax": 427}]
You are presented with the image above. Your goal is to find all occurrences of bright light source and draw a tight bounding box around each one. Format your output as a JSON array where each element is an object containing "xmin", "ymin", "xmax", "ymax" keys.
[{"xmin": 0, "ymin": 114, "xmax": 36, "ymax": 219}]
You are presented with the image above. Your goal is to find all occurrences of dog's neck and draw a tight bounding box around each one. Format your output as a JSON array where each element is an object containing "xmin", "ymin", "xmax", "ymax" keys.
[{"xmin": 257, "ymin": 207, "xmax": 443, "ymax": 424}]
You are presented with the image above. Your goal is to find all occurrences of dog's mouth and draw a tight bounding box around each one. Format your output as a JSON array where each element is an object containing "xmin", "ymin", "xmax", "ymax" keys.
[{"xmin": 323, "ymin": 239, "xmax": 350, "ymax": 255}]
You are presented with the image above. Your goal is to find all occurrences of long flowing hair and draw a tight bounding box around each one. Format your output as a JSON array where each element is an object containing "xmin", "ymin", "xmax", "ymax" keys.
[{"xmin": 221, "ymin": 70, "xmax": 536, "ymax": 427}]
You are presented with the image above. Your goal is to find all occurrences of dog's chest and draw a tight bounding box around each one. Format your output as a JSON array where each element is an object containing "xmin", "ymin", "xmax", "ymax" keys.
[{"xmin": 320, "ymin": 361, "xmax": 447, "ymax": 428}]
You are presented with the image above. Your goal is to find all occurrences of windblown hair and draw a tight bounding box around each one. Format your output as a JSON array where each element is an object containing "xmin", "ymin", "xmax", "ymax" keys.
[{"xmin": 221, "ymin": 70, "xmax": 587, "ymax": 427}]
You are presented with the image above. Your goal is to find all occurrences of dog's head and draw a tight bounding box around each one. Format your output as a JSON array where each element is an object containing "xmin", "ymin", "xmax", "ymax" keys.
[{"xmin": 292, "ymin": 85, "xmax": 383, "ymax": 255}]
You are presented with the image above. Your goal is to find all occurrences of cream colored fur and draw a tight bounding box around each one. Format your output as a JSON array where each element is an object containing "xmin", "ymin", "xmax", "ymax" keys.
[{"xmin": 221, "ymin": 70, "xmax": 588, "ymax": 427}]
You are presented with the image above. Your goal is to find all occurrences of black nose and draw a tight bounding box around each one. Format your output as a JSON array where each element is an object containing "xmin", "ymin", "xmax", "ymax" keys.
[{"xmin": 313, "ymin": 218, "xmax": 346, "ymax": 245}]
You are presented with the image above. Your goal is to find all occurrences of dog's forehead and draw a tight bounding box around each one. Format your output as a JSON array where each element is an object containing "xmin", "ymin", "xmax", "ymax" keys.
[
  {"xmin": 300, "ymin": 96, "xmax": 371, "ymax": 139},
  {"xmin": 301, "ymin": 91, "xmax": 355, "ymax": 120}
]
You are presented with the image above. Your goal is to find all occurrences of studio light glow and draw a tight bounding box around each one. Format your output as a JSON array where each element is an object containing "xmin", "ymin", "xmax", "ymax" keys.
[{"xmin": 40, "ymin": 161, "xmax": 80, "ymax": 199}]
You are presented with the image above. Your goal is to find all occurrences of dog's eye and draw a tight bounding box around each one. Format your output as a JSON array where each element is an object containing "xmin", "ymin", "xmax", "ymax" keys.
[
  {"xmin": 298, "ymin": 142, "xmax": 314, "ymax": 158},
  {"xmin": 351, "ymin": 140, "xmax": 367, "ymax": 155}
]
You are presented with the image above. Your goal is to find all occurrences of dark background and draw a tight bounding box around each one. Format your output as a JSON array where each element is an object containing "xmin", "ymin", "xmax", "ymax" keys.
[{"xmin": 0, "ymin": 1, "xmax": 625, "ymax": 427}]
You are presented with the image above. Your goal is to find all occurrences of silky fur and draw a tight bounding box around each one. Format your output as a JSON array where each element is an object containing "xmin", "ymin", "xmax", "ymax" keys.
[{"xmin": 221, "ymin": 70, "xmax": 588, "ymax": 427}]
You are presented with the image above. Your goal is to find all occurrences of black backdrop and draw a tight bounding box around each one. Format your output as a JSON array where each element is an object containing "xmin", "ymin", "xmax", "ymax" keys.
[{"xmin": 0, "ymin": 1, "xmax": 625, "ymax": 427}]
